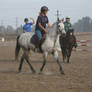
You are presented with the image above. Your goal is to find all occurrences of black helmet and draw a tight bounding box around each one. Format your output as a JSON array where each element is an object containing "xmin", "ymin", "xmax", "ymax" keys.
[
  {"xmin": 24, "ymin": 18, "xmax": 28, "ymax": 22},
  {"xmin": 41, "ymin": 6, "xmax": 49, "ymax": 12}
]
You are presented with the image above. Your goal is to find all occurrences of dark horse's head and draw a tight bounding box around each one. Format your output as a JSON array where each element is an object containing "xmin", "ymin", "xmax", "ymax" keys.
[{"xmin": 66, "ymin": 27, "xmax": 74, "ymax": 37}]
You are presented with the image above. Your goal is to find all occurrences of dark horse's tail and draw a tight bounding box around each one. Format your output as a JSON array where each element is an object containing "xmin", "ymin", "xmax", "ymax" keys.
[{"xmin": 15, "ymin": 35, "xmax": 20, "ymax": 61}]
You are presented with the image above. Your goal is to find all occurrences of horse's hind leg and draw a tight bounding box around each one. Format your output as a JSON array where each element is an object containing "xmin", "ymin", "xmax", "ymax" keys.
[
  {"xmin": 24, "ymin": 53, "xmax": 36, "ymax": 73},
  {"xmin": 40, "ymin": 52, "xmax": 48, "ymax": 73},
  {"xmin": 18, "ymin": 53, "xmax": 25, "ymax": 72},
  {"xmin": 67, "ymin": 56, "xmax": 70, "ymax": 63},
  {"xmin": 53, "ymin": 51, "xmax": 64, "ymax": 75}
]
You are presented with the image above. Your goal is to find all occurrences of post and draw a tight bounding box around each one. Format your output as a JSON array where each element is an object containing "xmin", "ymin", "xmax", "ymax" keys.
[
  {"xmin": 16, "ymin": 17, "xmax": 18, "ymax": 35},
  {"xmin": 56, "ymin": 10, "xmax": 61, "ymax": 21}
]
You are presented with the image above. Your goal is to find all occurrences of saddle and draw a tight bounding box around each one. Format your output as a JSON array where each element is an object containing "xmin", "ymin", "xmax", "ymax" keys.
[{"xmin": 31, "ymin": 34, "xmax": 45, "ymax": 52}]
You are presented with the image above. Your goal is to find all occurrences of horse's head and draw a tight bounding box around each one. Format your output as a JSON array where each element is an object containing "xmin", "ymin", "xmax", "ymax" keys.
[
  {"xmin": 57, "ymin": 18, "xmax": 66, "ymax": 37},
  {"xmin": 67, "ymin": 27, "xmax": 74, "ymax": 36}
]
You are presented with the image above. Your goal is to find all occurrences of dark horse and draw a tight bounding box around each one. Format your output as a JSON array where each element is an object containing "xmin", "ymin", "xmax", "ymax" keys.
[{"xmin": 59, "ymin": 28, "xmax": 76, "ymax": 63}]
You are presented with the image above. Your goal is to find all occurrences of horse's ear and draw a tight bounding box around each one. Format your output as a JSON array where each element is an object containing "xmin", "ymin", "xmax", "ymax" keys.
[
  {"xmin": 61, "ymin": 18, "xmax": 64, "ymax": 22},
  {"xmin": 62, "ymin": 18, "xmax": 64, "ymax": 22},
  {"xmin": 59, "ymin": 18, "xmax": 64, "ymax": 22}
]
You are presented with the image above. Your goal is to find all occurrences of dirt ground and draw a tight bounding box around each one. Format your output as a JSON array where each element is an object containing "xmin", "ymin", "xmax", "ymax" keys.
[{"xmin": 0, "ymin": 34, "xmax": 92, "ymax": 92}]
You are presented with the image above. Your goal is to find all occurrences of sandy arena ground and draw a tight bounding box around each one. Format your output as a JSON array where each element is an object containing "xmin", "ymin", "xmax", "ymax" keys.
[{"xmin": 0, "ymin": 34, "xmax": 92, "ymax": 92}]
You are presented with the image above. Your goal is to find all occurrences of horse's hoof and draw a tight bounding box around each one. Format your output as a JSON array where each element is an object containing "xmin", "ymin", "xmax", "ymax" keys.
[
  {"xmin": 61, "ymin": 72, "xmax": 65, "ymax": 75},
  {"xmin": 60, "ymin": 71, "xmax": 65, "ymax": 75},
  {"xmin": 32, "ymin": 70, "xmax": 36, "ymax": 74},
  {"xmin": 18, "ymin": 71, "xmax": 21, "ymax": 73},
  {"xmin": 38, "ymin": 72, "xmax": 43, "ymax": 75}
]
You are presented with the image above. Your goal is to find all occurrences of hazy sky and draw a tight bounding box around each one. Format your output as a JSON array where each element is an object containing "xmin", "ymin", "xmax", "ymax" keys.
[{"xmin": 0, "ymin": 0, "xmax": 92, "ymax": 28}]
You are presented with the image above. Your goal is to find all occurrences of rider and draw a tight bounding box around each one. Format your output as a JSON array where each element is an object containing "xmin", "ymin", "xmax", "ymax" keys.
[
  {"xmin": 64, "ymin": 16, "xmax": 77, "ymax": 48},
  {"xmin": 23, "ymin": 18, "xmax": 35, "ymax": 33},
  {"xmin": 35, "ymin": 6, "xmax": 51, "ymax": 50}
]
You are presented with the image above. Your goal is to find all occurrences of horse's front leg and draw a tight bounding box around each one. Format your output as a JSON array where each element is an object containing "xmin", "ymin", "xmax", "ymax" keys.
[
  {"xmin": 66, "ymin": 48, "xmax": 72, "ymax": 63},
  {"xmin": 62, "ymin": 49, "xmax": 66, "ymax": 63},
  {"xmin": 53, "ymin": 51, "xmax": 64, "ymax": 75},
  {"xmin": 40, "ymin": 52, "xmax": 48, "ymax": 73}
]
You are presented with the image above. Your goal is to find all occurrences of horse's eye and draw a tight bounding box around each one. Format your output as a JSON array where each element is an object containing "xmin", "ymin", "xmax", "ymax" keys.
[{"xmin": 58, "ymin": 25, "xmax": 60, "ymax": 27}]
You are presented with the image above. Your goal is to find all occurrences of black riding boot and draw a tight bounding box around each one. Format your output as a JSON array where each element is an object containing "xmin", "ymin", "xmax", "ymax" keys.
[
  {"xmin": 36, "ymin": 39, "xmax": 43, "ymax": 53},
  {"xmin": 73, "ymin": 35, "xmax": 78, "ymax": 48},
  {"xmin": 74, "ymin": 42, "xmax": 78, "ymax": 48},
  {"xmin": 39, "ymin": 38, "xmax": 45, "ymax": 53}
]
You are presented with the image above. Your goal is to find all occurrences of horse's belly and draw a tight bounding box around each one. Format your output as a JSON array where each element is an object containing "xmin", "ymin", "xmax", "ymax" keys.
[{"xmin": 42, "ymin": 39, "xmax": 55, "ymax": 51}]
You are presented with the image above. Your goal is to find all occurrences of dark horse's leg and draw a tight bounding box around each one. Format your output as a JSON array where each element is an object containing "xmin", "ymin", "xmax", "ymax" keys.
[
  {"xmin": 40, "ymin": 52, "xmax": 48, "ymax": 73},
  {"xmin": 62, "ymin": 48, "xmax": 66, "ymax": 62},
  {"xmin": 66, "ymin": 48, "xmax": 72, "ymax": 63},
  {"xmin": 53, "ymin": 51, "xmax": 64, "ymax": 75},
  {"xmin": 18, "ymin": 53, "xmax": 25, "ymax": 72}
]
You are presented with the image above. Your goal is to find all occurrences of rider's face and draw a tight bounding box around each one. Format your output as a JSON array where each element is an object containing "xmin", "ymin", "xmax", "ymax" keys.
[
  {"xmin": 66, "ymin": 18, "xmax": 70, "ymax": 22},
  {"xmin": 25, "ymin": 21, "xmax": 28, "ymax": 24},
  {"xmin": 44, "ymin": 11, "xmax": 48, "ymax": 15}
]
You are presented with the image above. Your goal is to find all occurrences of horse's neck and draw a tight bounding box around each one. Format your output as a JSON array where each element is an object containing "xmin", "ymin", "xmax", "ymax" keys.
[
  {"xmin": 46, "ymin": 23, "xmax": 58, "ymax": 40},
  {"xmin": 53, "ymin": 34, "xmax": 60, "ymax": 48},
  {"xmin": 45, "ymin": 23, "xmax": 59, "ymax": 47}
]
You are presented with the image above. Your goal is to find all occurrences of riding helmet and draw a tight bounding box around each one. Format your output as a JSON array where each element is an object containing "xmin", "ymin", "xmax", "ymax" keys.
[{"xmin": 41, "ymin": 6, "xmax": 49, "ymax": 12}]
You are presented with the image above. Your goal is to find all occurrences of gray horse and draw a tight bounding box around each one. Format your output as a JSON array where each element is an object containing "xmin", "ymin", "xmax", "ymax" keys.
[{"xmin": 15, "ymin": 18, "xmax": 66, "ymax": 75}]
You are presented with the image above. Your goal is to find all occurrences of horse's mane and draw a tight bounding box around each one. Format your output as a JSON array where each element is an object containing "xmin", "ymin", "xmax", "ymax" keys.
[
  {"xmin": 48, "ymin": 22, "xmax": 56, "ymax": 30},
  {"xmin": 47, "ymin": 22, "xmax": 57, "ymax": 37}
]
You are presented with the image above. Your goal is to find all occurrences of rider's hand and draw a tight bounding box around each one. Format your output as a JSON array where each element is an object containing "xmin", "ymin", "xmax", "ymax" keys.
[
  {"xmin": 23, "ymin": 30, "xmax": 26, "ymax": 33},
  {"xmin": 30, "ymin": 18, "xmax": 33, "ymax": 20},
  {"xmin": 45, "ymin": 30, "xmax": 48, "ymax": 33},
  {"xmin": 30, "ymin": 18, "xmax": 35, "ymax": 24}
]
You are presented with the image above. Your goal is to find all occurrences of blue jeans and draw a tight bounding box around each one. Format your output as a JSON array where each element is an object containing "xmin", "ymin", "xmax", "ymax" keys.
[{"xmin": 35, "ymin": 30, "xmax": 42, "ymax": 40}]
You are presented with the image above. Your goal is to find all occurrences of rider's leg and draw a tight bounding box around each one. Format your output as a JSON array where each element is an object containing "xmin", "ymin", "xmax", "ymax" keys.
[
  {"xmin": 39, "ymin": 33, "xmax": 46, "ymax": 52},
  {"xmin": 35, "ymin": 30, "xmax": 42, "ymax": 52},
  {"xmin": 73, "ymin": 33, "xmax": 78, "ymax": 48}
]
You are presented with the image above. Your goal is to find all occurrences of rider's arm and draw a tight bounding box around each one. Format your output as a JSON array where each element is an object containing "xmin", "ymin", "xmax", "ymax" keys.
[
  {"xmin": 47, "ymin": 22, "xmax": 51, "ymax": 28},
  {"xmin": 38, "ymin": 22, "xmax": 48, "ymax": 33},
  {"xmin": 30, "ymin": 18, "xmax": 35, "ymax": 24},
  {"xmin": 47, "ymin": 16, "xmax": 51, "ymax": 28}
]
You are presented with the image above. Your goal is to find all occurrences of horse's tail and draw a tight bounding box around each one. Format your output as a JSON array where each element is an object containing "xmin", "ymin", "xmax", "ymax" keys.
[{"xmin": 15, "ymin": 35, "xmax": 20, "ymax": 61}]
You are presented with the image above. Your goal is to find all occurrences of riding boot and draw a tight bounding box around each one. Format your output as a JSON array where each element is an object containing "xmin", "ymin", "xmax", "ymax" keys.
[
  {"xmin": 73, "ymin": 35, "xmax": 78, "ymax": 48},
  {"xmin": 36, "ymin": 39, "xmax": 40, "ymax": 50},
  {"xmin": 36, "ymin": 39, "xmax": 43, "ymax": 53},
  {"xmin": 39, "ymin": 39, "xmax": 45, "ymax": 53},
  {"xmin": 39, "ymin": 43, "xmax": 43, "ymax": 53}
]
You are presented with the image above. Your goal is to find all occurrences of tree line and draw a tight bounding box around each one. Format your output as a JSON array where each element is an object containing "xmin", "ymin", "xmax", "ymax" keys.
[{"xmin": 73, "ymin": 16, "xmax": 92, "ymax": 32}]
